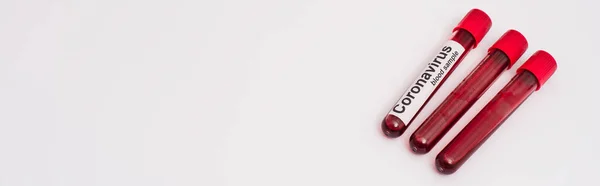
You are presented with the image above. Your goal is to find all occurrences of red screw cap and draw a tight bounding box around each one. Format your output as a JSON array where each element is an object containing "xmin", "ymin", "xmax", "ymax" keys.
[
  {"xmin": 454, "ymin": 9, "xmax": 492, "ymax": 48},
  {"xmin": 517, "ymin": 50, "xmax": 558, "ymax": 90},
  {"xmin": 489, "ymin": 29, "xmax": 528, "ymax": 69}
]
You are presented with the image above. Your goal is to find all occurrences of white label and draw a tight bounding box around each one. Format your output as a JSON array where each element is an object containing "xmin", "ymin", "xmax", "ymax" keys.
[{"xmin": 388, "ymin": 40, "xmax": 465, "ymax": 124}]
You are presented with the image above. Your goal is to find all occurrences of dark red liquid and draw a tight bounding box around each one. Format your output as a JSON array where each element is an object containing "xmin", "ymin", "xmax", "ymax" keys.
[
  {"xmin": 409, "ymin": 50, "xmax": 510, "ymax": 153},
  {"xmin": 381, "ymin": 115, "xmax": 406, "ymax": 137},
  {"xmin": 436, "ymin": 71, "xmax": 538, "ymax": 174},
  {"xmin": 382, "ymin": 29, "xmax": 476, "ymax": 138}
]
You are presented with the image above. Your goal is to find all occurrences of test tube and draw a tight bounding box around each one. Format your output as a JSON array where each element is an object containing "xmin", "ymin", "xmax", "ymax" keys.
[
  {"xmin": 382, "ymin": 9, "xmax": 492, "ymax": 138},
  {"xmin": 409, "ymin": 30, "xmax": 528, "ymax": 153},
  {"xmin": 435, "ymin": 50, "xmax": 557, "ymax": 174}
]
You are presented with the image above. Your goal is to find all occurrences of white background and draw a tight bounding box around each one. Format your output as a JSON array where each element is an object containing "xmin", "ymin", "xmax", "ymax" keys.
[{"xmin": 0, "ymin": 0, "xmax": 598, "ymax": 185}]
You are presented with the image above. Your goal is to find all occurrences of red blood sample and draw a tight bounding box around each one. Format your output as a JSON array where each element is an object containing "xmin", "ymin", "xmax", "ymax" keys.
[
  {"xmin": 382, "ymin": 9, "xmax": 492, "ymax": 138},
  {"xmin": 435, "ymin": 50, "xmax": 558, "ymax": 174},
  {"xmin": 409, "ymin": 30, "xmax": 528, "ymax": 153}
]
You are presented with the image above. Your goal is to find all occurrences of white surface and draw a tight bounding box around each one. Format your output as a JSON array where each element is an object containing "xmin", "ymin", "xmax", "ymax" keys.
[{"xmin": 0, "ymin": 0, "xmax": 598, "ymax": 185}]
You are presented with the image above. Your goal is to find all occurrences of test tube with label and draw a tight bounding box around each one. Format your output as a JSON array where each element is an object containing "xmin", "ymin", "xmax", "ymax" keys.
[
  {"xmin": 382, "ymin": 9, "xmax": 492, "ymax": 138},
  {"xmin": 436, "ymin": 50, "xmax": 558, "ymax": 174},
  {"xmin": 409, "ymin": 30, "xmax": 528, "ymax": 153}
]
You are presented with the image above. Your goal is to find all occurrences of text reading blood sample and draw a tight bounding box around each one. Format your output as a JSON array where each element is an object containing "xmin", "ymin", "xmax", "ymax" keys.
[{"xmin": 382, "ymin": 9, "xmax": 491, "ymax": 138}]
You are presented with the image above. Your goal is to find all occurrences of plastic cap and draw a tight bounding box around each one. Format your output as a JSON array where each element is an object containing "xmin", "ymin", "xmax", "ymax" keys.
[
  {"xmin": 454, "ymin": 9, "xmax": 492, "ymax": 48},
  {"xmin": 489, "ymin": 29, "xmax": 528, "ymax": 69},
  {"xmin": 517, "ymin": 50, "xmax": 558, "ymax": 90}
]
